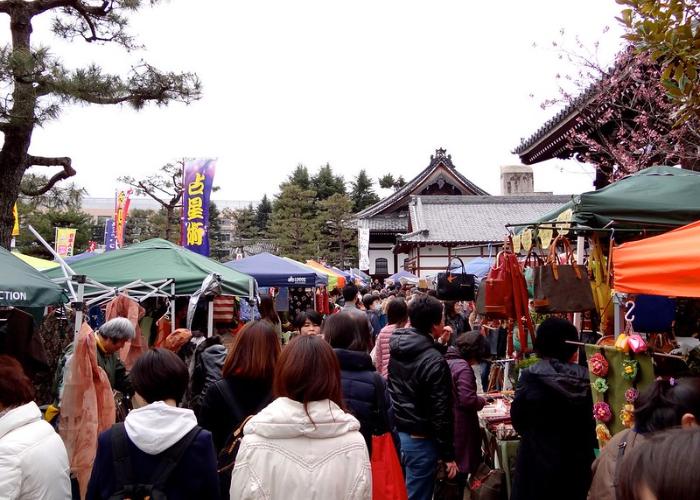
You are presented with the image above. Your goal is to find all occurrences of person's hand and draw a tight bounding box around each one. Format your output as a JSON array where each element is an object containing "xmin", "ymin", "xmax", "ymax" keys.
[
  {"xmin": 445, "ymin": 461, "xmax": 459, "ymax": 479},
  {"xmin": 439, "ymin": 325, "xmax": 453, "ymax": 344}
]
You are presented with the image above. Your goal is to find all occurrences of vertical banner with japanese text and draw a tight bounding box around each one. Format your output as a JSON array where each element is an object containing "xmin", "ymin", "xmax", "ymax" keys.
[
  {"xmin": 104, "ymin": 219, "xmax": 117, "ymax": 251},
  {"xmin": 114, "ymin": 189, "xmax": 133, "ymax": 248},
  {"xmin": 55, "ymin": 228, "xmax": 77, "ymax": 258},
  {"xmin": 182, "ymin": 159, "xmax": 216, "ymax": 256},
  {"xmin": 358, "ymin": 221, "xmax": 370, "ymax": 271}
]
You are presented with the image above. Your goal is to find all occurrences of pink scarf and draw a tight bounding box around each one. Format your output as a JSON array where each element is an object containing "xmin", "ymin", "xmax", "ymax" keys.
[
  {"xmin": 60, "ymin": 323, "xmax": 115, "ymax": 499},
  {"xmin": 106, "ymin": 293, "xmax": 146, "ymax": 369}
]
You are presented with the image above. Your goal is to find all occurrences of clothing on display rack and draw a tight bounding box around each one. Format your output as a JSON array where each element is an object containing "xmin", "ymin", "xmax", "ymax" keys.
[{"xmin": 105, "ymin": 294, "xmax": 146, "ymax": 370}]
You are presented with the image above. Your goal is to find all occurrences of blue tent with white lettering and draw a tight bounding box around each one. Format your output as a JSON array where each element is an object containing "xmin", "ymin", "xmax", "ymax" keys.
[
  {"xmin": 224, "ymin": 252, "xmax": 327, "ymax": 288},
  {"xmin": 0, "ymin": 246, "xmax": 66, "ymax": 307}
]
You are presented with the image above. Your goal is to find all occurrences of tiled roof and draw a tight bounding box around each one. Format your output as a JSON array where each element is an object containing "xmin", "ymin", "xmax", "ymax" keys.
[
  {"xmin": 512, "ymin": 52, "xmax": 631, "ymax": 164},
  {"xmin": 356, "ymin": 149, "xmax": 488, "ymax": 219},
  {"xmin": 365, "ymin": 217, "xmax": 409, "ymax": 232},
  {"xmin": 399, "ymin": 195, "xmax": 573, "ymax": 244}
]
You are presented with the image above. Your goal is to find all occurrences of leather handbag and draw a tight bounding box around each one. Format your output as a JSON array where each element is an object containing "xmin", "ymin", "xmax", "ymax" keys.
[
  {"xmin": 522, "ymin": 247, "xmax": 544, "ymax": 299},
  {"xmin": 436, "ymin": 257, "xmax": 476, "ymax": 301},
  {"xmin": 479, "ymin": 252, "xmax": 513, "ymax": 319},
  {"xmin": 533, "ymin": 235, "xmax": 596, "ymax": 313}
]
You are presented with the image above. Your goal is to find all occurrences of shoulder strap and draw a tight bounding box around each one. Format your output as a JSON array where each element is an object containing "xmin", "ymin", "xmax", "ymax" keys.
[
  {"xmin": 613, "ymin": 429, "xmax": 633, "ymax": 489},
  {"xmin": 215, "ymin": 380, "xmax": 243, "ymax": 423},
  {"xmin": 111, "ymin": 423, "xmax": 136, "ymax": 492},
  {"xmin": 151, "ymin": 426, "xmax": 202, "ymax": 490},
  {"xmin": 371, "ymin": 372, "xmax": 390, "ymax": 435}
]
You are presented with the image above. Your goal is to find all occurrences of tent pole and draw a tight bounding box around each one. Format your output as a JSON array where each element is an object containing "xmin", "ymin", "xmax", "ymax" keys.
[
  {"xmin": 614, "ymin": 294, "xmax": 622, "ymax": 338},
  {"xmin": 573, "ymin": 235, "xmax": 585, "ymax": 331},
  {"xmin": 28, "ymin": 224, "xmax": 77, "ymax": 300},
  {"xmin": 73, "ymin": 275, "xmax": 86, "ymax": 336},
  {"xmin": 170, "ymin": 281, "xmax": 176, "ymax": 334},
  {"xmin": 207, "ymin": 298, "xmax": 214, "ymax": 338}
]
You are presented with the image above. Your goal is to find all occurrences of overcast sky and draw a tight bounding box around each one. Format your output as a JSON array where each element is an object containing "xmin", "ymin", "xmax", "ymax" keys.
[{"xmin": 12, "ymin": 0, "xmax": 626, "ymax": 203}]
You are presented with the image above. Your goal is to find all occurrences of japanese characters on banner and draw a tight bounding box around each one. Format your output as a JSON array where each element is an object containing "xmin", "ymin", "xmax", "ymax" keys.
[
  {"xmin": 358, "ymin": 222, "xmax": 370, "ymax": 271},
  {"xmin": 182, "ymin": 159, "xmax": 216, "ymax": 256},
  {"xmin": 114, "ymin": 189, "xmax": 133, "ymax": 248},
  {"xmin": 104, "ymin": 219, "xmax": 117, "ymax": 251},
  {"xmin": 55, "ymin": 228, "xmax": 77, "ymax": 258}
]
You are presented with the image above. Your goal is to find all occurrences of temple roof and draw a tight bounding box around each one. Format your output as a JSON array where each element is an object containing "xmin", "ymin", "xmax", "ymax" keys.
[
  {"xmin": 396, "ymin": 194, "xmax": 572, "ymax": 247},
  {"xmin": 356, "ymin": 148, "xmax": 488, "ymax": 220}
]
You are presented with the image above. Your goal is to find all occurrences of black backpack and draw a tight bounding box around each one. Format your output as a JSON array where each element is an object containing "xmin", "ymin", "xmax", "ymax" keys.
[{"xmin": 108, "ymin": 422, "xmax": 201, "ymax": 500}]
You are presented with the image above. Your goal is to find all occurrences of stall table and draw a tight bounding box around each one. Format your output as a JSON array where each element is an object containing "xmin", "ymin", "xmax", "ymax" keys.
[{"xmin": 478, "ymin": 393, "xmax": 519, "ymax": 499}]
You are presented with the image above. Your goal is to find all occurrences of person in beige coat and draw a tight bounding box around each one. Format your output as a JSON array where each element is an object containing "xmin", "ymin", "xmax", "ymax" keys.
[{"xmin": 230, "ymin": 336, "xmax": 371, "ymax": 500}]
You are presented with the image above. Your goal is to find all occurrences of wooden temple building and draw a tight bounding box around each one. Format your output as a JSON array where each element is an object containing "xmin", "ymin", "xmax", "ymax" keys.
[{"xmin": 355, "ymin": 149, "xmax": 570, "ymax": 279}]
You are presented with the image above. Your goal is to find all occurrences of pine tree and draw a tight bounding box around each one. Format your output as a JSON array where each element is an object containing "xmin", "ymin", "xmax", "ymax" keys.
[
  {"xmin": 269, "ymin": 184, "xmax": 318, "ymax": 261},
  {"xmin": 312, "ymin": 164, "xmax": 346, "ymax": 200},
  {"xmin": 234, "ymin": 204, "xmax": 258, "ymax": 240},
  {"xmin": 287, "ymin": 164, "xmax": 311, "ymax": 190},
  {"xmin": 208, "ymin": 202, "xmax": 229, "ymax": 261},
  {"xmin": 15, "ymin": 206, "xmax": 93, "ymax": 259},
  {"xmin": 0, "ymin": 2, "xmax": 200, "ymax": 248},
  {"xmin": 317, "ymin": 193, "xmax": 357, "ymax": 268},
  {"xmin": 118, "ymin": 160, "xmax": 185, "ymax": 242},
  {"xmin": 255, "ymin": 195, "xmax": 272, "ymax": 236},
  {"xmin": 350, "ymin": 170, "xmax": 380, "ymax": 212}
]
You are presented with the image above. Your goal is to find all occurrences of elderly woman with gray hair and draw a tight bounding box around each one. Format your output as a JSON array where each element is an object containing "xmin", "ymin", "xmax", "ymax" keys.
[{"xmin": 54, "ymin": 317, "xmax": 136, "ymax": 405}]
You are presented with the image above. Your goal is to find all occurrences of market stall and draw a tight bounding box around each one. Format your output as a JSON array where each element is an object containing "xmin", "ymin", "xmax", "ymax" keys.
[
  {"xmin": 386, "ymin": 269, "xmax": 419, "ymax": 286},
  {"xmin": 0, "ymin": 246, "xmax": 66, "ymax": 307},
  {"xmin": 11, "ymin": 251, "xmax": 60, "ymax": 271},
  {"xmin": 304, "ymin": 259, "xmax": 347, "ymax": 289},
  {"xmin": 224, "ymin": 252, "xmax": 327, "ymax": 288},
  {"xmin": 45, "ymin": 238, "xmax": 255, "ymax": 299},
  {"xmin": 613, "ymin": 219, "xmax": 700, "ymax": 298}
]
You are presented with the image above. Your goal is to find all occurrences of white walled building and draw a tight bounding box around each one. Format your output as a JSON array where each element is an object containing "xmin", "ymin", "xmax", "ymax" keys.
[{"xmin": 355, "ymin": 149, "xmax": 571, "ymax": 278}]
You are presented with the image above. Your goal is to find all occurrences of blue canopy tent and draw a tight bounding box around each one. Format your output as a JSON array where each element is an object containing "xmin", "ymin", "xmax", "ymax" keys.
[
  {"xmin": 386, "ymin": 269, "xmax": 419, "ymax": 285},
  {"xmin": 450, "ymin": 257, "xmax": 494, "ymax": 280},
  {"xmin": 64, "ymin": 250, "xmax": 102, "ymax": 264},
  {"xmin": 224, "ymin": 252, "xmax": 327, "ymax": 288}
]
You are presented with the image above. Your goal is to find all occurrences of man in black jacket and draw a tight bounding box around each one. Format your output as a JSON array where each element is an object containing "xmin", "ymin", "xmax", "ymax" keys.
[{"xmin": 388, "ymin": 295, "xmax": 457, "ymax": 500}]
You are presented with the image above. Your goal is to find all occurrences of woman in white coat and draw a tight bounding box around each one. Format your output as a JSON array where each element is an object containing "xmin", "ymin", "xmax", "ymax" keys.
[
  {"xmin": 0, "ymin": 355, "xmax": 71, "ymax": 500},
  {"xmin": 230, "ymin": 335, "xmax": 371, "ymax": 500}
]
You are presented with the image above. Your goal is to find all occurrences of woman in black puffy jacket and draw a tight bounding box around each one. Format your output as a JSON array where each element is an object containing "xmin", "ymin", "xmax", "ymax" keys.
[{"xmin": 323, "ymin": 312, "xmax": 392, "ymax": 453}]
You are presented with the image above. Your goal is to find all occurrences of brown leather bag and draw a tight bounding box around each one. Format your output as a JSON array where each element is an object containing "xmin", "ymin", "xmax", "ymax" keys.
[{"xmin": 533, "ymin": 235, "xmax": 596, "ymax": 313}]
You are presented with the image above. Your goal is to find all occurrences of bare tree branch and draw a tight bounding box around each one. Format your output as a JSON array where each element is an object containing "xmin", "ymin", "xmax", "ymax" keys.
[{"xmin": 21, "ymin": 155, "xmax": 76, "ymax": 195}]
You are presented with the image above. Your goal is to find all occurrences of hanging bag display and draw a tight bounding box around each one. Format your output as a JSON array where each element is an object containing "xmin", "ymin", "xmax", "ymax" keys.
[
  {"xmin": 522, "ymin": 247, "xmax": 544, "ymax": 299},
  {"xmin": 533, "ymin": 235, "xmax": 596, "ymax": 313},
  {"xmin": 436, "ymin": 257, "xmax": 476, "ymax": 301},
  {"xmin": 477, "ymin": 252, "xmax": 513, "ymax": 319}
]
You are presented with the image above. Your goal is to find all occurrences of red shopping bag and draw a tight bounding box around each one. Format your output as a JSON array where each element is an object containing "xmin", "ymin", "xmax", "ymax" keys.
[{"xmin": 371, "ymin": 433, "xmax": 408, "ymax": 500}]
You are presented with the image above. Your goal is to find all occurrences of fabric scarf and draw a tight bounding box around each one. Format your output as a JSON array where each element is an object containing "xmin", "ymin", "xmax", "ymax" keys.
[
  {"xmin": 106, "ymin": 293, "xmax": 146, "ymax": 370},
  {"xmin": 59, "ymin": 322, "xmax": 115, "ymax": 499}
]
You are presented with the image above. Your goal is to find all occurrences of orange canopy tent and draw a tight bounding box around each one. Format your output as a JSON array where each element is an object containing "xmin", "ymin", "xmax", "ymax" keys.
[
  {"xmin": 613, "ymin": 219, "xmax": 700, "ymax": 298},
  {"xmin": 304, "ymin": 260, "xmax": 346, "ymax": 288}
]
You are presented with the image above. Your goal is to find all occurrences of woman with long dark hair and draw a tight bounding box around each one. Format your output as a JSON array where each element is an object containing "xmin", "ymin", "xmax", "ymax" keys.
[
  {"xmin": 323, "ymin": 312, "xmax": 392, "ymax": 453},
  {"xmin": 229, "ymin": 336, "xmax": 371, "ymax": 499},
  {"xmin": 258, "ymin": 295, "xmax": 283, "ymax": 343},
  {"xmin": 199, "ymin": 321, "xmax": 281, "ymax": 452}
]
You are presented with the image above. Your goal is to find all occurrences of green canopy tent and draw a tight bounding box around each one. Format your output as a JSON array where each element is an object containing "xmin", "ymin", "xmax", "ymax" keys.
[
  {"xmin": 514, "ymin": 167, "xmax": 700, "ymax": 235},
  {"xmin": 572, "ymin": 166, "xmax": 700, "ymax": 230},
  {"xmin": 45, "ymin": 238, "xmax": 256, "ymax": 300},
  {"xmin": 0, "ymin": 246, "xmax": 66, "ymax": 307}
]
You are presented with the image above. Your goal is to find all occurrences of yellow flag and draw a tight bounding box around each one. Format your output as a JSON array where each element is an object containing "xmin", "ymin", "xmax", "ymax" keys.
[{"xmin": 12, "ymin": 203, "xmax": 19, "ymax": 237}]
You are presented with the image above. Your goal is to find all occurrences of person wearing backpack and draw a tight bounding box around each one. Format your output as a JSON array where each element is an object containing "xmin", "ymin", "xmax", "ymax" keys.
[
  {"xmin": 86, "ymin": 348, "xmax": 219, "ymax": 500},
  {"xmin": 198, "ymin": 321, "xmax": 280, "ymax": 452},
  {"xmin": 230, "ymin": 335, "xmax": 371, "ymax": 499}
]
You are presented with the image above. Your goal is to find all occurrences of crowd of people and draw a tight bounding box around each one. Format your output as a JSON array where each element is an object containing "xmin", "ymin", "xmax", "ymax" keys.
[{"xmin": 1, "ymin": 281, "xmax": 700, "ymax": 500}]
